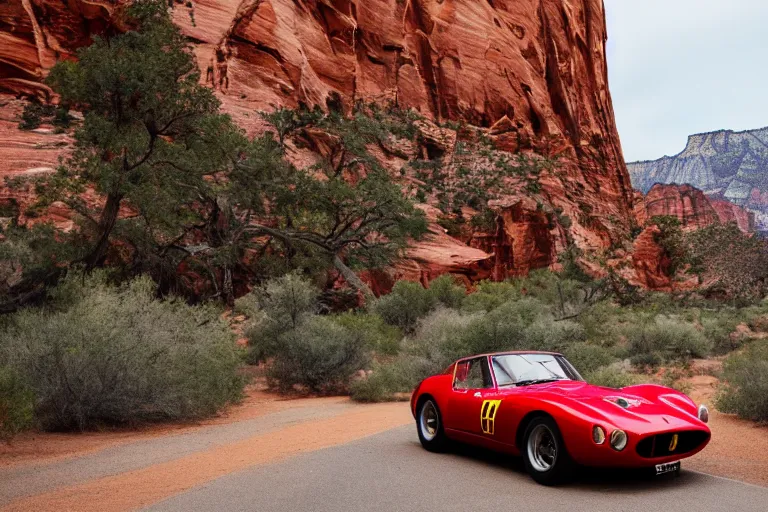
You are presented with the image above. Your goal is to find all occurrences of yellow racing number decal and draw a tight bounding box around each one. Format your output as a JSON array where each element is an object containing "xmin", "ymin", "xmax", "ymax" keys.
[
  {"xmin": 669, "ymin": 433, "xmax": 679, "ymax": 452},
  {"xmin": 480, "ymin": 400, "xmax": 502, "ymax": 435}
]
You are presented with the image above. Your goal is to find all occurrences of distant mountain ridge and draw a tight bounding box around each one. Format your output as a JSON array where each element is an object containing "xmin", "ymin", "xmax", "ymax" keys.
[{"xmin": 628, "ymin": 126, "xmax": 768, "ymax": 230}]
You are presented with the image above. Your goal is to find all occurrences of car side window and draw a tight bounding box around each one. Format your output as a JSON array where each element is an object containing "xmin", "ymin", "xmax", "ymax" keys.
[{"xmin": 454, "ymin": 358, "xmax": 493, "ymax": 390}]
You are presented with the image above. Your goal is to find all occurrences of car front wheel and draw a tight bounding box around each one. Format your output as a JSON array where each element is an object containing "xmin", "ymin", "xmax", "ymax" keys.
[
  {"xmin": 417, "ymin": 398, "xmax": 448, "ymax": 452},
  {"xmin": 522, "ymin": 416, "xmax": 572, "ymax": 485}
]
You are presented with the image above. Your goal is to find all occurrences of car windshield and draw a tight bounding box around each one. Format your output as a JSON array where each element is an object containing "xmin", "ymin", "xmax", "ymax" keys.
[{"xmin": 491, "ymin": 354, "xmax": 583, "ymax": 387}]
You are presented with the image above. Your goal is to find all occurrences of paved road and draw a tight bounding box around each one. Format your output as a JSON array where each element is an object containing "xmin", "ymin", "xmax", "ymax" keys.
[
  {"xmin": 145, "ymin": 426, "xmax": 768, "ymax": 512},
  {"xmin": 2, "ymin": 401, "xmax": 766, "ymax": 512}
]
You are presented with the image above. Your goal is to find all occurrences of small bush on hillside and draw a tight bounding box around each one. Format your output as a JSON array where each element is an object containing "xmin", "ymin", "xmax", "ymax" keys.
[
  {"xmin": 372, "ymin": 280, "xmax": 435, "ymax": 331},
  {"xmin": 429, "ymin": 274, "xmax": 467, "ymax": 309},
  {"xmin": 700, "ymin": 309, "xmax": 749, "ymax": 355},
  {"xmin": 0, "ymin": 367, "xmax": 35, "ymax": 440},
  {"xmin": 0, "ymin": 273, "xmax": 243, "ymax": 431},
  {"xmin": 576, "ymin": 301, "xmax": 625, "ymax": 347},
  {"xmin": 525, "ymin": 318, "xmax": 586, "ymax": 351},
  {"xmin": 584, "ymin": 365, "xmax": 640, "ymax": 389},
  {"xmin": 460, "ymin": 298, "xmax": 562, "ymax": 354},
  {"xmin": 256, "ymin": 273, "xmax": 319, "ymax": 328},
  {"xmin": 243, "ymin": 310, "xmax": 282, "ymax": 364},
  {"xmin": 717, "ymin": 340, "xmax": 768, "ymax": 422},
  {"xmin": 428, "ymin": 274, "xmax": 466, "ymax": 309},
  {"xmin": 461, "ymin": 281, "xmax": 520, "ymax": 312},
  {"xmin": 626, "ymin": 315, "xmax": 711, "ymax": 367},
  {"xmin": 239, "ymin": 274, "xmax": 319, "ymax": 363},
  {"xmin": 563, "ymin": 343, "xmax": 617, "ymax": 375},
  {"xmin": 331, "ymin": 312, "xmax": 401, "ymax": 355},
  {"xmin": 407, "ymin": 308, "xmax": 480, "ymax": 372},
  {"xmin": 350, "ymin": 358, "xmax": 428, "ymax": 402},
  {"xmin": 268, "ymin": 316, "xmax": 370, "ymax": 394}
]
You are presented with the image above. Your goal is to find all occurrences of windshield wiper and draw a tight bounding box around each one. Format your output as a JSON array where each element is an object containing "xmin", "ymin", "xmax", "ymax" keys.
[{"xmin": 515, "ymin": 378, "xmax": 564, "ymax": 387}]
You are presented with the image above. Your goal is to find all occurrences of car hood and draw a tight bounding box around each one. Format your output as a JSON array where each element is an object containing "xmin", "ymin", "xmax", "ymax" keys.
[{"xmin": 501, "ymin": 380, "xmax": 705, "ymax": 433}]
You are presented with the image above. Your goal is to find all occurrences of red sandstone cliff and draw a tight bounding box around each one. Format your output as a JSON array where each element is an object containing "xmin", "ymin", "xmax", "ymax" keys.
[
  {"xmin": 1, "ymin": 0, "xmax": 635, "ymax": 286},
  {"xmin": 642, "ymin": 183, "xmax": 754, "ymax": 233}
]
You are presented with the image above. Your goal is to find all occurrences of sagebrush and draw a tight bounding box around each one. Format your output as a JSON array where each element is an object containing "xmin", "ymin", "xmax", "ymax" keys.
[{"xmin": 0, "ymin": 273, "xmax": 244, "ymax": 431}]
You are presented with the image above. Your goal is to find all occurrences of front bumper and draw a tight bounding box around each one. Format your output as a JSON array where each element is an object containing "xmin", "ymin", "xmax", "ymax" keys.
[{"xmin": 566, "ymin": 426, "xmax": 711, "ymax": 468}]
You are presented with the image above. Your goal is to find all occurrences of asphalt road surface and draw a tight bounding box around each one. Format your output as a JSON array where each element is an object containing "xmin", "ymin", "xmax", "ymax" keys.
[
  {"xmin": 145, "ymin": 426, "xmax": 768, "ymax": 512},
  {"xmin": 2, "ymin": 400, "xmax": 766, "ymax": 512}
]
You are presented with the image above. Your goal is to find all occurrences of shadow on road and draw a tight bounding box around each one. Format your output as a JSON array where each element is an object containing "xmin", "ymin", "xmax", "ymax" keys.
[{"xmin": 440, "ymin": 440, "xmax": 708, "ymax": 493}]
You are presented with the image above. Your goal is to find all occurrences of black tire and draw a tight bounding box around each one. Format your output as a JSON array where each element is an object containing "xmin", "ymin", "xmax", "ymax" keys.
[
  {"xmin": 522, "ymin": 416, "xmax": 573, "ymax": 485},
  {"xmin": 416, "ymin": 398, "xmax": 449, "ymax": 452}
]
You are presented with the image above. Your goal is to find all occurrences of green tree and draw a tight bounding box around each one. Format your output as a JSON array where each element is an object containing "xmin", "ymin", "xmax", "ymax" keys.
[
  {"xmin": 38, "ymin": 0, "xmax": 243, "ymax": 271},
  {"xmin": 231, "ymin": 107, "xmax": 427, "ymax": 300}
]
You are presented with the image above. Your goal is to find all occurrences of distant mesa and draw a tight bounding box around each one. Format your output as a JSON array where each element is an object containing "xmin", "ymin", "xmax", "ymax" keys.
[{"xmin": 628, "ymin": 126, "xmax": 768, "ymax": 231}]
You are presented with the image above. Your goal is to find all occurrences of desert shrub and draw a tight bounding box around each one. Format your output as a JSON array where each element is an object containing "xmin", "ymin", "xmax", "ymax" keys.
[
  {"xmin": 18, "ymin": 103, "xmax": 52, "ymax": 130},
  {"xmin": 406, "ymin": 308, "xmax": 480, "ymax": 370},
  {"xmin": 372, "ymin": 280, "xmax": 435, "ymax": 331},
  {"xmin": 427, "ymin": 274, "xmax": 466, "ymax": 309},
  {"xmin": 460, "ymin": 298, "xmax": 561, "ymax": 354},
  {"xmin": 525, "ymin": 318, "xmax": 586, "ymax": 351},
  {"xmin": 563, "ymin": 343, "xmax": 617, "ymax": 375},
  {"xmin": 0, "ymin": 273, "xmax": 243, "ymax": 431},
  {"xmin": 461, "ymin": 280, "xmax": 520, "ymax": 312},
  {"xmin": 626, "ymin": 315, "xmax": 711, "ymax": 367},
  {"xmin": 255, "ymin": 273, "xmax": 319, "ymax": 328},
  {"xmin": 0, "ymin": 367, "xmax": 35, "ymax": 440},
  {"xmin": 331, "ymin": 312, "xmax": 402, "ymax": 355},
  {"xmin": 239, "ymin": 274, "xmax": 319, "ymax": 363},
  {"xmin": 243, "ymin": 310, "xmax": 282, "ymax": 364},
  {"xmin": 268, "ymin": 316, "xmax": 370, "ymax": 394},
  {"xmin": 717, "ymin": 340, "xmax": 768, "ymax": 422},
  {"xmin": 700, "ymin": 309, "xmax": 749, "ymax": 355},
  {"xmin": 350, "ymin": 358, "xmax": 427, "ymax": 402},
  {"xmin": 584, "ymin": 365, "xmax": 640, "ymax": 389},
  {"xmin": 577, "ymin": 301, "xmax": 625, "ymax": 347}
]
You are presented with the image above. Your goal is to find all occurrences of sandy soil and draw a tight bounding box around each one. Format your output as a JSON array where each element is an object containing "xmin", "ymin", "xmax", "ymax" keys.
[{"xmin": 684, "ymin": 371, "xmax": 768, "ymax": 487}]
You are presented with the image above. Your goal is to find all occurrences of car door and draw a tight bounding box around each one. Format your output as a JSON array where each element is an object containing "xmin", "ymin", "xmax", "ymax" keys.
[{"xmin": 445, "ymin": 357, "xmax": 496, "ymax": 436}]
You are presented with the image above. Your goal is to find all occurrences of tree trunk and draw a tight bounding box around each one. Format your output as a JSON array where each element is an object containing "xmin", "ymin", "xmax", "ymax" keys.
[
  {"xmin": 222, "ymin": 264, "xmax": 235, "ymax": 309},
  {"xmin": 333, "ymin": 254, "xmax": 375, "ymax": 304},
  {"xmin": 83, "ymin": 192, "xmax": 123, "ymax": 269}
]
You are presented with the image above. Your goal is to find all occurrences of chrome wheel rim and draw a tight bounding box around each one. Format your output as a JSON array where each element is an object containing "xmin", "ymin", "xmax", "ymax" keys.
[
  {"xmin": 527, "ymin": 424, "xmax": 558, "ymax": 472},
  {"xmin": 419, "ymin": 401, "xmax": 439, "ymax": 441}
]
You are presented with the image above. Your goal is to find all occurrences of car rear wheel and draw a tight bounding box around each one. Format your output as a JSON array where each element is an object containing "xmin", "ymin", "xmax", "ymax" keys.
[
  {"xmin": 522, "ymin": 416, "xmax": 572, "ymax": 485},
  {"xmin": 417, "ymin": 398, "xmax": 448, "ymax": 452}
]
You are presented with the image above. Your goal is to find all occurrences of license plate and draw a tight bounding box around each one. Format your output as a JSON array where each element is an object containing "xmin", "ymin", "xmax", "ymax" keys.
[{"xmin": 655, "ymin": 461, "xmax": 681, "ymax": 475}]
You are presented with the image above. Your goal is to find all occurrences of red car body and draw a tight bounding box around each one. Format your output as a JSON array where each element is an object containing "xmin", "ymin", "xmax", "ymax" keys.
[{"xmin": 411, "ymin": 351, "xmax": 711, "ymax": 469}]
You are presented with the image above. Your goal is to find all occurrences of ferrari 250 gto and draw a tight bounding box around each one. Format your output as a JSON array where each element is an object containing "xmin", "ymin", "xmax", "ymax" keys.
[{"xmin": 410, "ymin": 351, "xmax": 711, "ymax": 485}]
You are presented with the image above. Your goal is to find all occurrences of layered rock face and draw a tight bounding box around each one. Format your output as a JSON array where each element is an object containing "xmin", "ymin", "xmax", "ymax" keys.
[
  {"xmin": 628, "ymin": 126, "xmax": 768, "ymax": 231},
  {"xmin": 642, "ymin": 183, "xmax": 754, "ymax": 233},
  {"xmin": 0, "ymin": 0, "xmax": 636, "ymax": 286}
]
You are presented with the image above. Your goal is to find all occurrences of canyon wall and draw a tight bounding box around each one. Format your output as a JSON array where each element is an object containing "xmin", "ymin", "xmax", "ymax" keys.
[
  {"xmin": 628, "ymin": 126, "xmax": 768, "ymax": 231},
  {"xmin": 642, "ymin": 183, "xmax": 754, "ymax": 233},
  {"xmin": 1, "ymin": 0, "xmax": 636, "ymax": 286}
]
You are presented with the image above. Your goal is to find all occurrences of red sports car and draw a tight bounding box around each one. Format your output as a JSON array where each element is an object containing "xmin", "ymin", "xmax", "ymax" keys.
[{"xmin": 410, "ymin": 351, "xmax": 711, "ymax": 485}]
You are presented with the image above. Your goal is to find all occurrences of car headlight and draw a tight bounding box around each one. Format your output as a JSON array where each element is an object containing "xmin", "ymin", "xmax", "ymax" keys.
[
  {"xmin": 610, "ymin": 429, "xmax": 628, "ymax": 451},
  {"xmin": 698, "ymin": 404, "xmax": 709, "ymax": 423},
  {"xmin": 592, "ymin": 425, "xmax": 606, "ymax": 444}
]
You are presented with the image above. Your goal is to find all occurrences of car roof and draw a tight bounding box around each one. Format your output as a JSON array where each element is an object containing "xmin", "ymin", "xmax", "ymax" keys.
[{"xmin": 455, "ymin": 350, "xmax": 563, "ymax": 364}]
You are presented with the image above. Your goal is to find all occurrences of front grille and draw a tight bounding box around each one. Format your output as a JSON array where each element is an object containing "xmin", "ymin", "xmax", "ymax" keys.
[{"xmin": 636, "ymin": 430, "xmax": 710, "ymax": 458}]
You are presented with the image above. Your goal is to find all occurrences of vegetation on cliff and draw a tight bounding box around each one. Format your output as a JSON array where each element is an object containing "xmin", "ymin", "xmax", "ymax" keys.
[{"xmin": 1, "ymin": 1, "xmax": 426, "ymax": 312}]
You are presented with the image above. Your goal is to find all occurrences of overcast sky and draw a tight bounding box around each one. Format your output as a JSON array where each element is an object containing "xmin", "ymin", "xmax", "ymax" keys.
[{"xmin": 604, "ymin": 0, "xmax": 768, "ymax": 162}]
